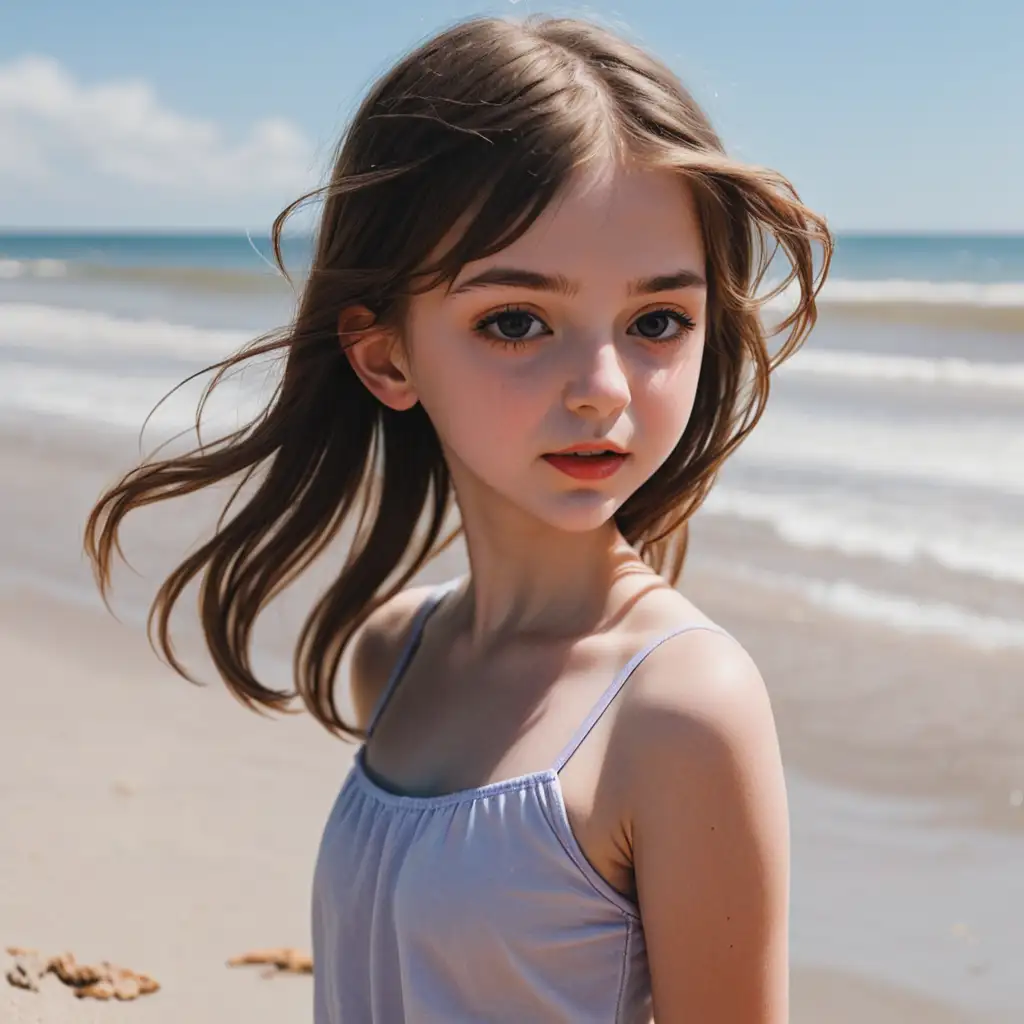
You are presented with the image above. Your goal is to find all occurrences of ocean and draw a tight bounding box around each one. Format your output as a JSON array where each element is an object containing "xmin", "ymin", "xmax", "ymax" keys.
[{"xmin": 2, "ymin": 231, "xmax": 1023, "ymax": 650}]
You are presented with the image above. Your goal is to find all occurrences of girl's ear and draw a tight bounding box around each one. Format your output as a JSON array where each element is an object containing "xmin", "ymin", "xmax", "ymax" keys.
[{"xmin": 339, "ymin": 306, "xmax": 418, "ymax": 411}]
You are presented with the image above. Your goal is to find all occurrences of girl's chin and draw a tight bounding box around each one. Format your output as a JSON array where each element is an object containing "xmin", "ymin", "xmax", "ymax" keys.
[
  {"xmin": 451, "ymin": 466, "xmax": 629, "ymax": 534},
  {"xmin": 524, "ymin": 493, "xmax": 626, "ymax": 535}
]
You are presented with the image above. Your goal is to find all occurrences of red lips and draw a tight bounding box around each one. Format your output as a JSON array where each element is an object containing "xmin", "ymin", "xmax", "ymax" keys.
[{"xmin": 541, "ymin": 443, "xmax": 629, "ymax": 480}]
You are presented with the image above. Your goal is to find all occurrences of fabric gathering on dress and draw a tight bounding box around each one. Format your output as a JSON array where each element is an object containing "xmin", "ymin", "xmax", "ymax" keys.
[{"xmin": 312, "ymin": 580, "xmax": 729, "ymax": 1023}]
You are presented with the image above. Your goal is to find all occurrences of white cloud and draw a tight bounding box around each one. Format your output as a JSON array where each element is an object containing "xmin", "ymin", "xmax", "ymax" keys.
[{"xmin": 0, "ymin": 55, "xmax": 316, "ymax": 194}]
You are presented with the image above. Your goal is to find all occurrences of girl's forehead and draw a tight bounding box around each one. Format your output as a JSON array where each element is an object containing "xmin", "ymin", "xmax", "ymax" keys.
[{"xmin": 450, "ymin": 167, "xmax": 706, "ymax": 294}]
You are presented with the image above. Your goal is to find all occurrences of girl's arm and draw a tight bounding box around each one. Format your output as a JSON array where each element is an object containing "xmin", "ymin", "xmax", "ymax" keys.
[{"xmin": 624, "ymin": 632, "xmax": 790, "ymax": 1023}]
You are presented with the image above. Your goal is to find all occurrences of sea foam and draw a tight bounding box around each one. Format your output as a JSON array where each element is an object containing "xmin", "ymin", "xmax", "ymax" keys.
[
  {"xmin": 0, "ymin": 258, "xmax": 68, "ymax": 279},
  {"xmin": 766, "ymin": 278, "xmax": 1024, "ymax": 311},
  {"xmin": 784, "ymin": 349, "xmax": 1024, "ymax": 392},
  {"xmin": 0, "ymin": 304, "xmax": 271, "ymax": 433},
  {"xmin": 703, "ymin": 487, "xmax": 1024, "ymax": 586},
  {"xmin": 740, "ymin": 406, "xmax": 1024, "ymax": 498},
  {"xmin": 0, "ymin": 302, "xmax": 253, "ymax": 363},
  {"xmin": 724, "ymin": 565, "xmax": 1024, "ymax": 651}
]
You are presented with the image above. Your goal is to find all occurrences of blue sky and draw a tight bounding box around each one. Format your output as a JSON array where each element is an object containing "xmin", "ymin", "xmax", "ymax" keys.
[{"xmin": 1, "ymin": 0, "xmax": 1021, "ymax": 232}]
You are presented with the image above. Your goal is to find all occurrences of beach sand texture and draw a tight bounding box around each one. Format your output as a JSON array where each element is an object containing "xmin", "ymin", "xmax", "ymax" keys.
[{"xmin": 3, "ymin": 234, "xmax": 1024, "ymax": 1021}]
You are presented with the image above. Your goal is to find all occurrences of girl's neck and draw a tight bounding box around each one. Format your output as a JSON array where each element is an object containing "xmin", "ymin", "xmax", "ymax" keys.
[{"xmin": 452, "ymin": 501, "xmax": 652, "ymax": 651}]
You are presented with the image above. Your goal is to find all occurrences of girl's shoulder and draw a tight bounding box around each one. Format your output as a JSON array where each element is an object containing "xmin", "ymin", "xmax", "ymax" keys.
[
  {"xmin": 620, "ymin": 589, "xmax": 769, "ymax": 744},
  {"xmin": 609, "ymin": 587, "xmax": 778, "ymax": 799},
  {"xmin": 349, "ymin": 584, "xmax": 439, "ymax": 731}
]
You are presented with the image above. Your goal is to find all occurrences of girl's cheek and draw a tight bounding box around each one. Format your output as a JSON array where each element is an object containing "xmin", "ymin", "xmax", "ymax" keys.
[{"xmin": 640, "ymin": 370, "xmax": 700, "ymax": 446}]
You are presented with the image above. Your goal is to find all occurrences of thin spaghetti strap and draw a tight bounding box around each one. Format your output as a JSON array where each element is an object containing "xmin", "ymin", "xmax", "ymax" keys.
[
  {"xmin": 365, "ymin": 581, "xmax": 458, "ymax": 738},
  {"xmin": 551, "ymin": 622, "xmax": 730, "ymax": 773}
]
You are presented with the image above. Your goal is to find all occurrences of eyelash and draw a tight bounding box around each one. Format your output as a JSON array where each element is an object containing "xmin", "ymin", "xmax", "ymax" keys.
[
  {"xmin": 472, "ymin": 307, "xmax": 550, "ymax": 348},
  {"xmin": 472, "ymin": 305, "xmax": 697, "ymax": 349}
]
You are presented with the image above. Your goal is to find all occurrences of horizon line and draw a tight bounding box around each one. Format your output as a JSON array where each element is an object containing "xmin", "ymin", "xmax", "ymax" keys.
[{"xmin": 2, "ymin": 227, "xmax": 1024, "ymax": 239}]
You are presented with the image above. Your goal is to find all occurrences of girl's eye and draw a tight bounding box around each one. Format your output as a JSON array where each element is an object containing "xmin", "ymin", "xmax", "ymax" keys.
[
  {"xmin": 473, "ymin": 307, "xmax": 551, "ymax": 346},
  {"xmin": 628, "ymin": 309, "xmax": 696, "ymax": 342}
]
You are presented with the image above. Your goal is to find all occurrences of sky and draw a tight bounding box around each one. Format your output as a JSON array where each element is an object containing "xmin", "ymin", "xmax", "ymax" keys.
[{"xmin": 1, "ymin": 0, "xmax": 1021, "ymax": 232}]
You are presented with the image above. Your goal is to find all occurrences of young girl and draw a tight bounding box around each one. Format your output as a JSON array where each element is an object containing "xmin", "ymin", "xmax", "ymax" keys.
[{"xmin": 86, "ymin": 14, "xmax": 830, "ymax": 1023}]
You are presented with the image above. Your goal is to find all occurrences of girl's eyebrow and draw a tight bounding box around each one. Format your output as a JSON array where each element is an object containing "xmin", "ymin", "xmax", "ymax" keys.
[{"xmin": 448, "ymin": 267, "xmax": 707, "ymax": 297}]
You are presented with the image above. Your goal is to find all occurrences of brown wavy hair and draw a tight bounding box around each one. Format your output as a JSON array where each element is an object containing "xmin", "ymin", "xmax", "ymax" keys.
[{"xmin": 84, "ymin": 14, "xmax": 832, "ymax": 737}]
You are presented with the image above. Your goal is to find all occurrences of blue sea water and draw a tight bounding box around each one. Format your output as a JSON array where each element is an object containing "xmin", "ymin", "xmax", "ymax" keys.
[
  {"xmin": 0, "ymin": 232, "xmax": 312, "ymax": 275},
  {"xmin": 2, "ymin": 231, "xmax": 1024, "ymax": 283},
  {"xmin": 827, "ymin": 234, "xmax": 1024, "ymax": 284}
]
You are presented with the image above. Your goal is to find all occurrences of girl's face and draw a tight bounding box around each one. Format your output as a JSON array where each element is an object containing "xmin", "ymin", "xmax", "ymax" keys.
[{"xmin": 403, "ymin": 165, "xmax": 708, "ymax": 534}]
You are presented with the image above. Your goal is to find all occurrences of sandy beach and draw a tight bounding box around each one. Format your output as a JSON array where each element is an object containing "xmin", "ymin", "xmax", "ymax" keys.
[{"xmin": 2, "ymin": 583, "xmax": 1020, "ymax": 1024}]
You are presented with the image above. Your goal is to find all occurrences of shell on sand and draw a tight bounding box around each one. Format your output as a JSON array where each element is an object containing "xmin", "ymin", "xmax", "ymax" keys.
[
  {"xmin": 227, "ymin": 948, "xmax": 314, "ymax": 974},
  {"xmin": 4, "ymin": 947, "xmax": 160, "ymax": 1001}
]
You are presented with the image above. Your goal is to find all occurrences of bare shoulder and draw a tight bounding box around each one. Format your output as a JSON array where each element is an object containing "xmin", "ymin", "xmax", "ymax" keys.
[
  {"xmin": 611, "ymin": 583, "xmax": 768, "ymax": 739},
  {"xmin": 614, "ymin": 618, "xmax": 784, "ymax": 809},
  {"xmin": 623, "ymin": 618, "xmax": 774, "ymax": 746},
  {"xmin": 349, "ymin": 585, "xmax": 438, "ymax": 731},
  {"xmin": 611, "ymin": 611, "xmax": 790, "ymax": 1021}
]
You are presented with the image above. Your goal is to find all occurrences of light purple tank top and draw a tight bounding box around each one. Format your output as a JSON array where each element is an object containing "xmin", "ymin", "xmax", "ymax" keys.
[{"xmin": 312, "ymin": 581, "xmax": 726, "ymax": 1022}]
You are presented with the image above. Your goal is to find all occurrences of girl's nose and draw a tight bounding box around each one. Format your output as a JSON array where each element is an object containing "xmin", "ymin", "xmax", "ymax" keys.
[{"xmin": 562, "ymin": 340, "xmax": 631, "ymax": 421}]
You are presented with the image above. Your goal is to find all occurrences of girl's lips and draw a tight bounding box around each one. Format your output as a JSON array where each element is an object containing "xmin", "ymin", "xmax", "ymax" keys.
[{"xmin": 541, "ymin": 451, "xmax": 629, "ymax": 480}]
